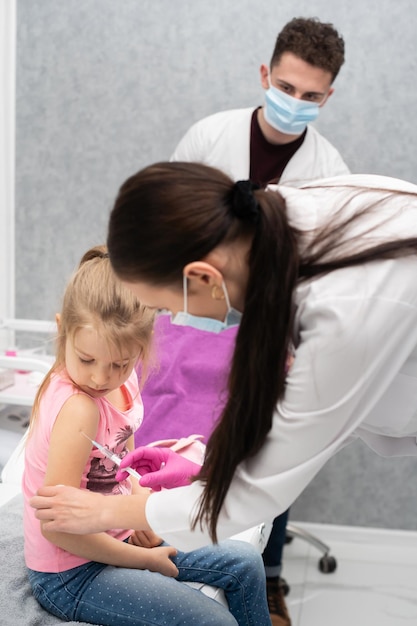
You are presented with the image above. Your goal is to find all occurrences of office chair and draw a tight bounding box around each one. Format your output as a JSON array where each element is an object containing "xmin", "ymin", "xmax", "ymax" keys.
[{"xmin": 286, "ymin": 522, "xmax": 337, "ymax": 574}]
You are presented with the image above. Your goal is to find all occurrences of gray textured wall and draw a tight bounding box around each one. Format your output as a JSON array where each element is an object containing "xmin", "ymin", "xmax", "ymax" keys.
[{"xmin": 15, "ymin": 0, "xmax": 417, "ymax": 529}]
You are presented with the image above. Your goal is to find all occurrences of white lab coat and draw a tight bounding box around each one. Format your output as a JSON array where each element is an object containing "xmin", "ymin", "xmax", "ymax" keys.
[
  {"xmin": 171, "ymin": 107, "xmax": 350, "ymax": 183},
  {"xmin": 146, "ymin": 174, "xmax": 417, "ymax": 549}
]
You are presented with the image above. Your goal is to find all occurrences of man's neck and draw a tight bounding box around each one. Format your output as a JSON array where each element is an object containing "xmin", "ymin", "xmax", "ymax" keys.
[{"xmin": 257, "ymin": 107, "xmax": 303, "ymax": 145}]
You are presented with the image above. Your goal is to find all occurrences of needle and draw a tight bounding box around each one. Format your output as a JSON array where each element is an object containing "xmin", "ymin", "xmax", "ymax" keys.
[{"xmin": 81, "ymin": 431, "xmax": 142, "ymax": 481}]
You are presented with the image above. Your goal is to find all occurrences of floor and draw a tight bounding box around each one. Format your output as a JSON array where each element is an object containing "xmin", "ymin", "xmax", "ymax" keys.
[{"xmin": 282, "ymin": 522, "xmax": 417, "ymax": 626}]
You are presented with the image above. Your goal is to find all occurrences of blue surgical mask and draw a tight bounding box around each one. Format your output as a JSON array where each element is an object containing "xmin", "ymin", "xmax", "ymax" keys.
[
  {"xmin": 264, "ymin": 83, "xmax": 320, "ymax": 135},
  {"xmin": 171, "ymin": 275, "xmax": 242, "ymax": 333}
]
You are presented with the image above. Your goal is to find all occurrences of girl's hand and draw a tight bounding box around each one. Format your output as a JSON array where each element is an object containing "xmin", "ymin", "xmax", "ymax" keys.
[
  {"xmin": 129, "ymin": 529, "xmax": 163, "ymax": 548},
  {"xmin": 143, "ymin": 545, "xmax": 178, "ymax": 577}
]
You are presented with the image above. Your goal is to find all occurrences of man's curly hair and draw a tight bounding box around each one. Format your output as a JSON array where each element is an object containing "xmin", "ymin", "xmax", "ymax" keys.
[{"xmin": 271, "ymin": 17, "xmax": 345, "ymax": 82}]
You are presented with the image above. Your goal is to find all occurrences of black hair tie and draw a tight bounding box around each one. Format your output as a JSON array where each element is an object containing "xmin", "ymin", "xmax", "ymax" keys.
[{"xmin": 231, "ymin": 180, "xmax": 261, "ymax": 223}]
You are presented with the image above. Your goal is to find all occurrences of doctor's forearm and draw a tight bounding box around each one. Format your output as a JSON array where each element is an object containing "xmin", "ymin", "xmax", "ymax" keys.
[{"xmin": 101, "ymin": 492, "xmax": 153, "ymax": 532}]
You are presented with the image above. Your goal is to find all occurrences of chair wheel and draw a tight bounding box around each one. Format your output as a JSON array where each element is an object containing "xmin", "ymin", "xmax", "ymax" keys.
[{"xmin": 318, "ymin": 554, "xmax": 337, "ymax": 573}]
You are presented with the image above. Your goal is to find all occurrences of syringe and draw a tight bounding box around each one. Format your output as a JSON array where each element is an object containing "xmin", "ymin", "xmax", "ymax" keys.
[{"xmin": 81, "ymin": 432, "xmax": 142, "ymax": 481}]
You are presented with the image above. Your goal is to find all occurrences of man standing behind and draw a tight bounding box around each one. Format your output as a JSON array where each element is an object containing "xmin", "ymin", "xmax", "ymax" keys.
[
  {"xmin": 168, "ymin": 17, "xmax": 349, "ymax": 626},
  {"xmin": 172, "ymin": 16, "xmax": 349, "ymax": 187}
]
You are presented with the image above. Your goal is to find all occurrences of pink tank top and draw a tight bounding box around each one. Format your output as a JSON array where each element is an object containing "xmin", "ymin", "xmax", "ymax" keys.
[{"xmin": 23, "ymin": 370, "xmax": 143, "ymax": 572}]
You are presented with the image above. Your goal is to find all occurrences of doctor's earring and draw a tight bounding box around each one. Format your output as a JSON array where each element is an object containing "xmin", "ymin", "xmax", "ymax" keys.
[{"xmin": 211, "ymin": 285, "xmax": 225, "ymax": 301}]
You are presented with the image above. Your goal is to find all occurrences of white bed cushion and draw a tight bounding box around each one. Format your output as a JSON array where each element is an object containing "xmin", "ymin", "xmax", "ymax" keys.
[
  {"xmin": 0, "ymin": 430, "xmax": 26, "ymax": 506},
  {"xmin": 1, "ymin": 429, "xmax": 26, "ymax": 484}
]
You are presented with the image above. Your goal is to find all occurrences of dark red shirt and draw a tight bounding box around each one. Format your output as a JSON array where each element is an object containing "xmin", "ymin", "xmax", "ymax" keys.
[{"xmin": 249, "ymin": 107, "xmax": 306, "ymax": 187}]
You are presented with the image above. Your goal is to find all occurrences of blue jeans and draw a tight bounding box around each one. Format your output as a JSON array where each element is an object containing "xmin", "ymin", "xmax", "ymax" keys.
[{"xmin": 27, "ymin": 539, "xmax": 271, "ymax": 626}]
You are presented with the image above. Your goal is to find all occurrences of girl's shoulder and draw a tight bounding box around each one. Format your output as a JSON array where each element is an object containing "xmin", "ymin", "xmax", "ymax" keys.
[
  {"xmin": 42, "ymin": 371, "xmax": 94, "ymax": 414},
  {"xmin": 47, "ymin": 370, "xmax": 79, "ymax": 398}
]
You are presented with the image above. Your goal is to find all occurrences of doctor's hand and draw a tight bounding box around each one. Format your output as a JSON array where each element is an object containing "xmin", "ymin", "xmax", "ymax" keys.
[
  {"xmin": 30, "ymin": 485, "xmax": 107, "ymax": 534},
  {"xmin": 30, "ymin": 484, "xmax": 151, "ymax": 534},
  {"xmin": 116, "ymin": 446, "xmax": 202, "ymax": 491}
]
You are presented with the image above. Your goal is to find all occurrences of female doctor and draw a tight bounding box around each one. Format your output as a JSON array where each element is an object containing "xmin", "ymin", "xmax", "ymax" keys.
[{"xmin": 31, "ymin": 161, "xmax": 417, "ymax": 551}]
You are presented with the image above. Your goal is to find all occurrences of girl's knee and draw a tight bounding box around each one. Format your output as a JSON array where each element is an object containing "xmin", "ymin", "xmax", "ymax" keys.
[{"xmin": 226, "ymin": 540, "xmax": 265, "ymax": 574}]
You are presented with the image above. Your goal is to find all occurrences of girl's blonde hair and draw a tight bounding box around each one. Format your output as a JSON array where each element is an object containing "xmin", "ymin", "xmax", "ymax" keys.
[{"xmin": 30, "ymin": 245, "xmax": 155, "ymax": 429}]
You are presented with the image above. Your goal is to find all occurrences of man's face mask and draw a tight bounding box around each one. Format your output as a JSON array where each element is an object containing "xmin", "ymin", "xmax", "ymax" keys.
[
  {"xmin": 171, "ymin": 275, "xmax": 242, "ymax": 333},
  {"xmin": 264, "ymin": 83, "xmax": 320, "ymax": 135}
]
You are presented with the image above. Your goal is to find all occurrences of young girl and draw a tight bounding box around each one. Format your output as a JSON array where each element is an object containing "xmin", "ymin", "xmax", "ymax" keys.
[{"xmin": 23, "ymin": 245, "xmax": 271, "ymax": 626}]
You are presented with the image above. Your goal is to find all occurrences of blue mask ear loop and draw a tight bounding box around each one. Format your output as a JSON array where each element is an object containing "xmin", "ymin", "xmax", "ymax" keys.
[
  {"xmin": 183, "ymin": 273, "xmax": 188, "ymax": 314},
  {"xmin": 221, "ymin": 280, "xmax": 232, "ymax": 319}
]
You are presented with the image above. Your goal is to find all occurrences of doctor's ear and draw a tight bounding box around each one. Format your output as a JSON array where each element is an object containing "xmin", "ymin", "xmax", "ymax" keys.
[
  {"xmin": 55, "ymin": 313, "xmax": 61, "ymax": 331},
  {"xmin": 260, "ymin": 64, "xmax": 270, "ymax": 89},
  {"xmin": 320, "ymin": 87, "xmax": 334, "ymax": 108},
  {"xmin": 183, "ymin": 262, "xmax": 223, "ymax": 287}
]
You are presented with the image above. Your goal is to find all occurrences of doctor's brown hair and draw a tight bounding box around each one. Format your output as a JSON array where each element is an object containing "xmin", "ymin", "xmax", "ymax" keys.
[
  {"xmin": 271, "ymin": 17, "xmax": 345, "ymax": 82},
  {"xmin": 107, "ymin": 162, "xmax": 417, "ymax": 542}
]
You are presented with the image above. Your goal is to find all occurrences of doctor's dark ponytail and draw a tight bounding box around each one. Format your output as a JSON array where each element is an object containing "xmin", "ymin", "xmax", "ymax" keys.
[{"xmin": 195, "ymin": 181, "xmax": 299, "ymax": 541}]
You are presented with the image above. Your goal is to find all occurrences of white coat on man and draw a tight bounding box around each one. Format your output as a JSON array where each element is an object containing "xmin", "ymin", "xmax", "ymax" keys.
[{"xmin": 171, "ymin": 107, "xmax": 350, "ymax": 185}]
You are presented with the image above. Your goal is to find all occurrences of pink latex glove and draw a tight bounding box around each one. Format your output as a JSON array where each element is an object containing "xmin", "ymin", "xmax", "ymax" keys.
[{"xmin": 116, "ymin": 446, "xmax": 202, "ymax": 491}]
